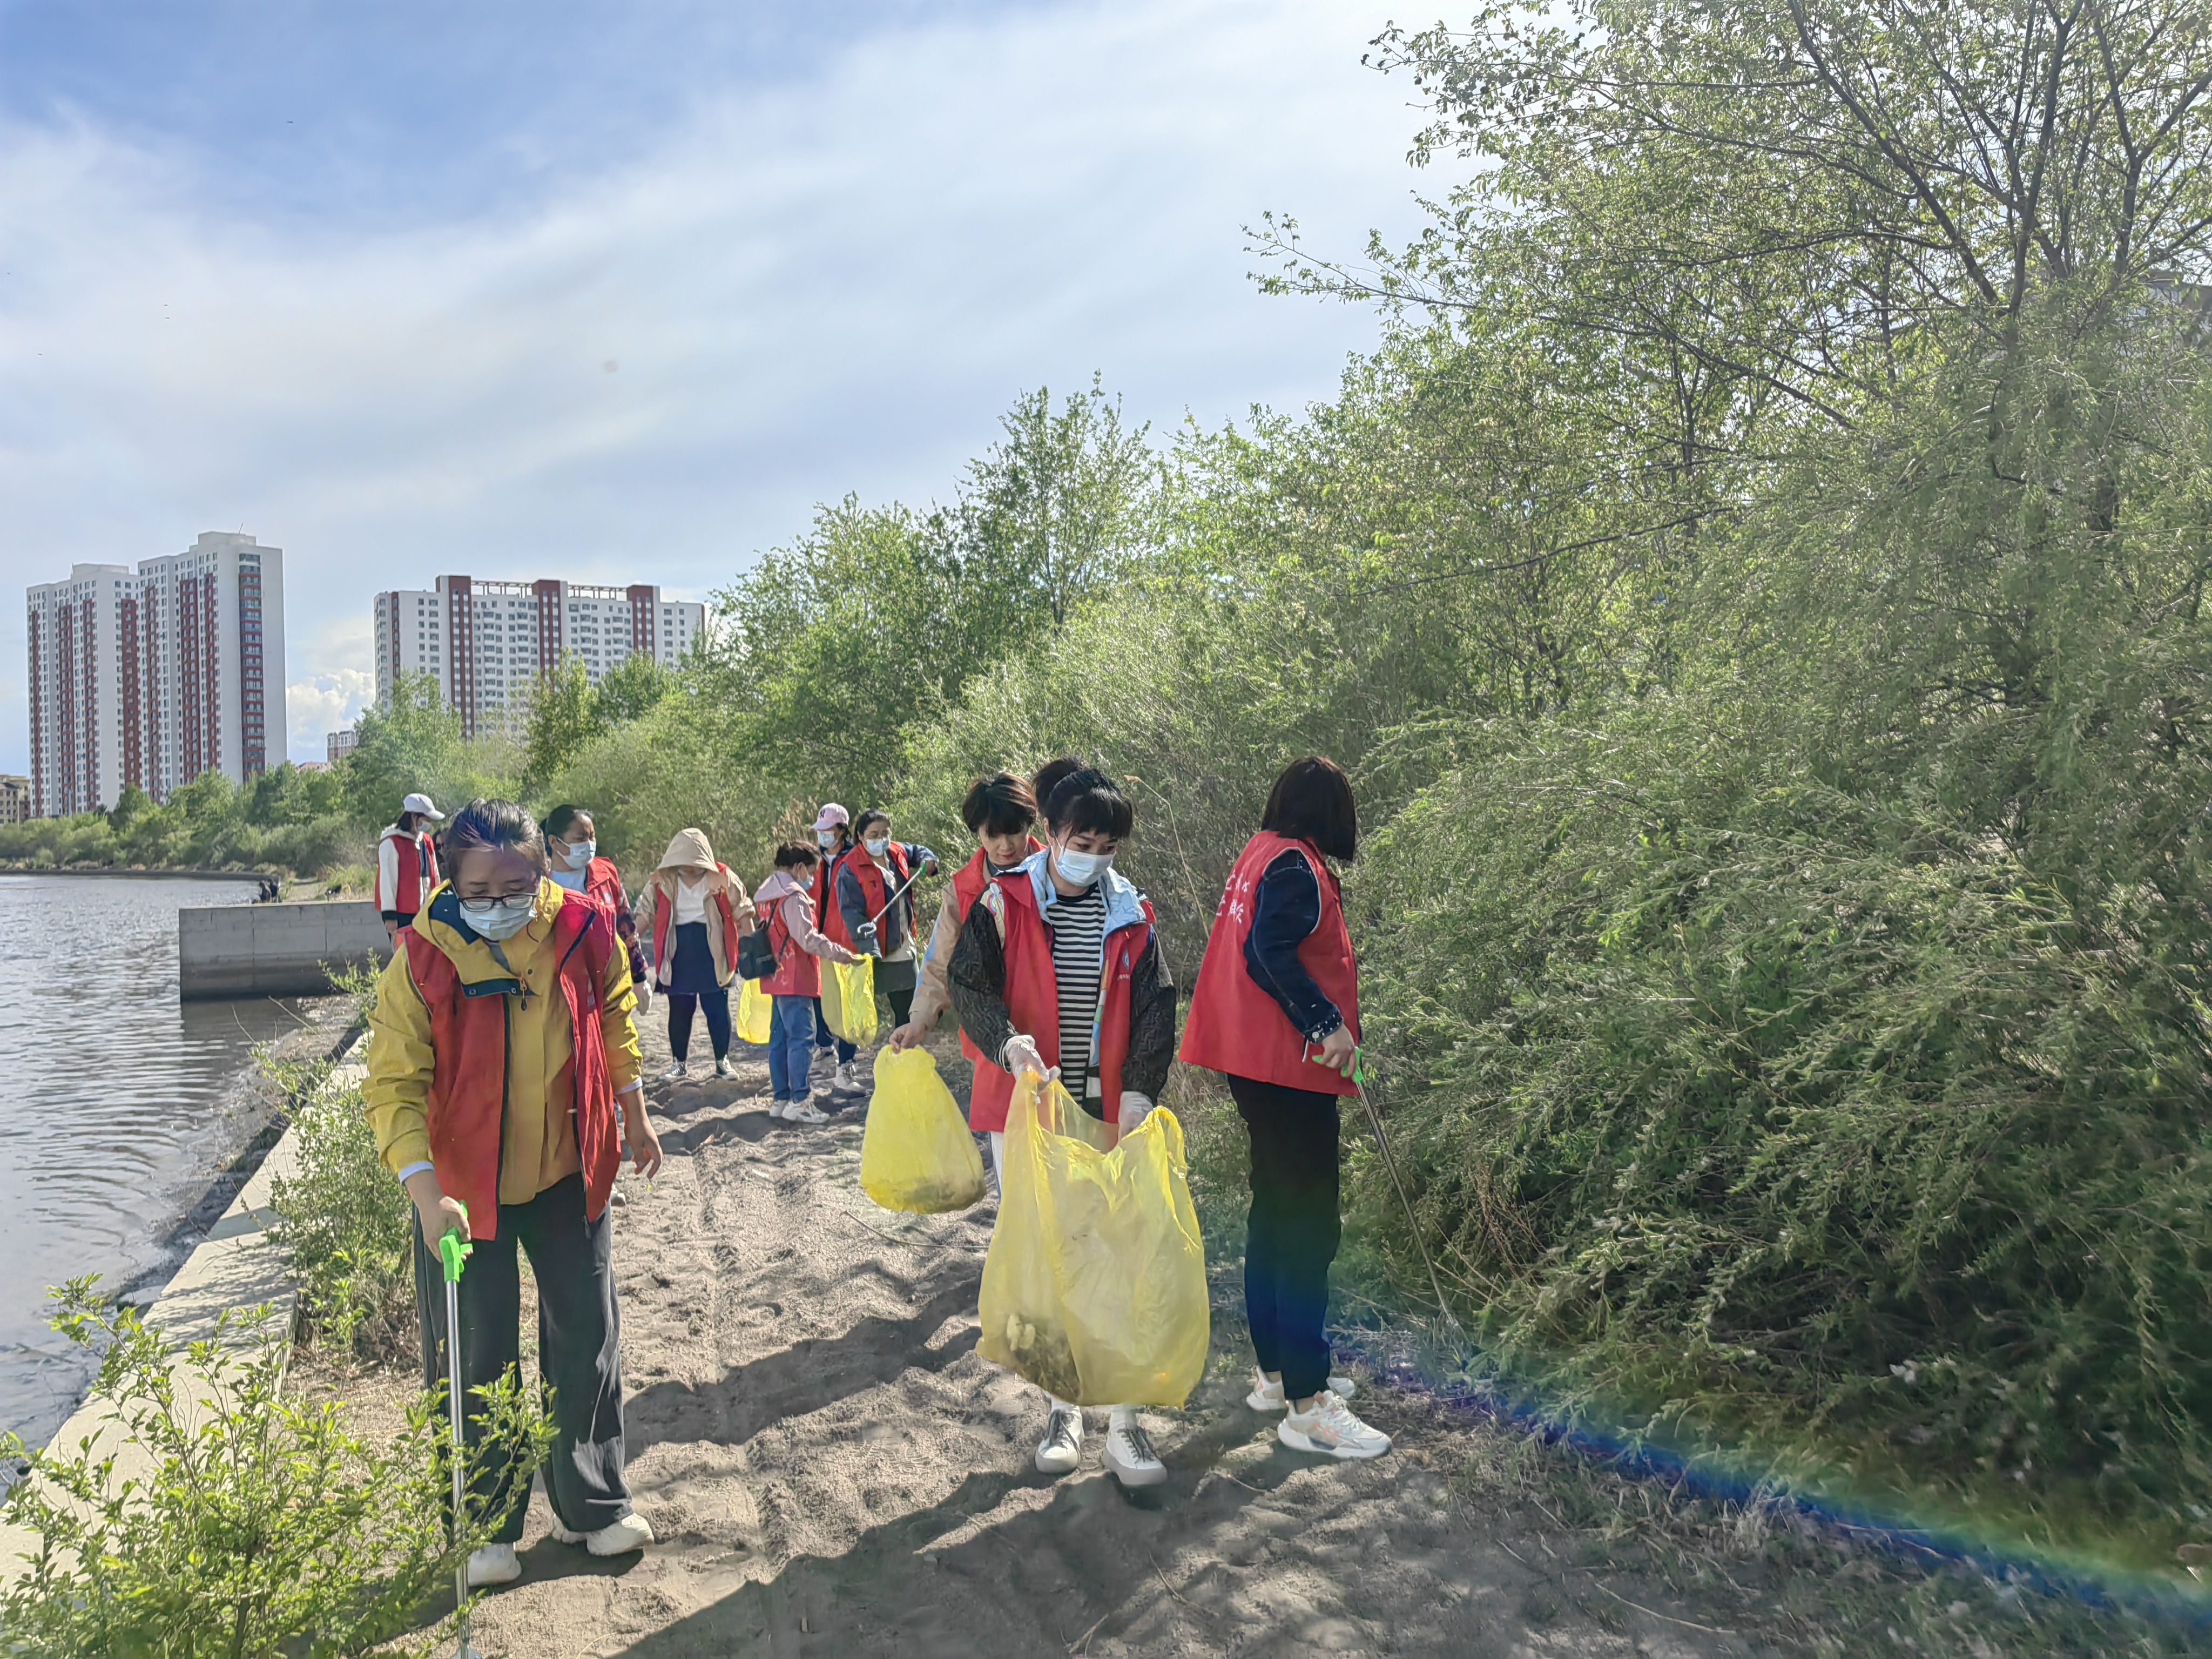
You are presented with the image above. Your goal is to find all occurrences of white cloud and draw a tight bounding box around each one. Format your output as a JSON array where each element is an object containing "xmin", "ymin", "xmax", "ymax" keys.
[
  {"xmin": 287, "ymin": 670, "xmax": 375, "ymax": 755},
  {"xmin": 0, "ymin": 0, "xmax": 1429, "ymax": 767}
]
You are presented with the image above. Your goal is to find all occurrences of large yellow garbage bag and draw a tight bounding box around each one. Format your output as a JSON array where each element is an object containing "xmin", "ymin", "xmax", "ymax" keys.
[
  {"xmin": 860, "ymin": 1048, "xmax": 986, "ymax": 1214},
  {"xmin": 820, "ymin": 956, "xmax": 878, "ymax": 1044},
  {"xmin": 978, "ymin": 1071, "xmax": 1209, "ymax": 1407},
  {"xmin": 736, "ymin": 977, "xmax": 772, "ymax": 1046}
]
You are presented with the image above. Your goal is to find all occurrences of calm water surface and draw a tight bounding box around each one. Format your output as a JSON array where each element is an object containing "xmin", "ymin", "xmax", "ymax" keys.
[{"xmin": 0, "ymin": 874, "xmax": 314, "ymax": 1449}]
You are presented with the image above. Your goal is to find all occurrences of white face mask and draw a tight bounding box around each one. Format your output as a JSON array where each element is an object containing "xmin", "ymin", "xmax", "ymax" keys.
[
  {"xmin": 1053, "ymin": 845, "xmax": 1113, "ymax": 887},
  {"xmin": 460, "ymin": 894, "xmax": 535, "ymax": 940},
  {"xmin": 560, "ymin": 839, "xmax": 595, "ymax": 871},
  {"xmin": 817, "ymin": 830, "xmax": 840, "ymax": 850},
  {"xmin": 864, "ymin": 836, "xmax": 890, "ymax": 858}
]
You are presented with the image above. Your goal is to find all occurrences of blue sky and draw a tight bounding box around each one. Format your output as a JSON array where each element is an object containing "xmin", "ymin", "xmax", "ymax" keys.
[{"xmin": 0, "ymin": 1, "xmax": 1430, "ymax": 766}]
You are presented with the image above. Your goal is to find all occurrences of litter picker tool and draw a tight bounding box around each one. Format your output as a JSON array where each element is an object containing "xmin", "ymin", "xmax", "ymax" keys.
[
  {"xmin": 439, "ymin": 1205, "xmax": 485, "ymax": 1659},
  {"xmin": 1343, "ymin": 1048, "xmax": 1463, "ymax": 1333}
]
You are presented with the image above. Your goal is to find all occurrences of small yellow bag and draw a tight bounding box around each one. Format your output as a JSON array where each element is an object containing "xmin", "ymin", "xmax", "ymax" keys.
[
  {"xmin": 821, "ymin": 956, "xmax": 878, "ymax": 1044},
  {"xmin": 860, "ymin": 1048, "xmax": 986, "ymax": 1214},
  {"xmin": 977, "ymin": 1071, "xmax": 1209, "ymax": 1407},
  {"xmin": 736, "ymin": 976, "xmax": 772, "ymax": 1046}
]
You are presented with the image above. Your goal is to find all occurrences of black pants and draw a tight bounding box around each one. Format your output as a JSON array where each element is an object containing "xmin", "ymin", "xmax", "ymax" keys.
[
  {"xmin": 877, "ymin": 956, "xmax": 916, "ymax": 1030},
  {"xmin": 414, "ymin": 1172, "xmax": 632, "ymax": 1543},
  {"xmin": 667, "ymin": 987, "xmax": 731, "ymax": 1061},
  {"xmin": 1230, "ymin": 1073, "xmax": 1342, "ymax": 1402}
]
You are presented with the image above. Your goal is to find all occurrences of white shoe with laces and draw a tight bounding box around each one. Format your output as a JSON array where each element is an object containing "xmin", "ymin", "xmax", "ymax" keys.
[
  {"xmin": 1278, "ymin": 1390, "xmax": 1391, "ymax": 1460},
  {"xmin": 833, "ymin": 1062, "xmax": 860, "ymax": 1094},
  {"xmin": 466, "ymin": 1542, "xmax": 522, "ymax": 1587},
  {"xmin": 549, "ymin": 1510, "xmax": 656, "ymax": 1556},
  {"xmin": 1104, "ymin": 1413, "xmax": 1167, "ymax": 1488},
  {"xmin": 714, "ymin": 1055, "xmax": 737, "ymax": 1078},
  {"xmin": 656, "ymin": 1059, "xmax": 689, "ymax": 1083},
  {"xmin": 1246, "ymin": 1369, "xmax": 1358, "ymax": 1412},
  {"xmin": 1035, "ymin": 1406, "xmax": 1082, "ymax": 1475},
  {"xmin": 781, "ymin": 1100, "xmax": 831, "ymax": 1125}
]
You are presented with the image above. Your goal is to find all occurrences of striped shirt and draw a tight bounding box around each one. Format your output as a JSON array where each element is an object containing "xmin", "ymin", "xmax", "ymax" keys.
[{"xmin": 1047, "ymin": 881, "xmax": 1110, "ymax": 1100}]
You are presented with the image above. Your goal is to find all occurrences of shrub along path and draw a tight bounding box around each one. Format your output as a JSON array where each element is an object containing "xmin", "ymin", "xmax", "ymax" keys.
[{"xmin": 293, "ymin": 1017, "xmax": 2142, "ymax": 1657}]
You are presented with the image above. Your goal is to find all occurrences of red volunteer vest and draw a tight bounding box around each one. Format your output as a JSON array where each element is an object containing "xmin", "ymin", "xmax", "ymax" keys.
[
  {"xmin": 761, "ymin": 883, "xmax": 822, "ymax": 999},
  {"xmin": 381, "ymin": 827, "xmax": 437, "ymax": 914},
  {"xmin": 650, "ymin": 867, "xmax": 745, "ymax": 987},
  {"xmin": 818, "ymin": 845, "xmax": 857, "ymax": 947},
  {"xmin": 949, "ymin": 841, "xmax": 1042, "ymax": 1062},
  {"xmin": 967, "ymin": 873, "xmax": 1155, "ymax": 1138},
  {"xmin": 1180, "ymin": 832, "xmax": 1361, "ymax": 1098},
  {"xmin": 843, "ymin": 842, "xmax": 914, "ymax": 942},
  {"xmin": 583, "ymin": 855, "xmax": 625, "ymax": 913},
  {"xmin": 401, "ymin": 889, "xmax": 623, "ymax": 1240}
]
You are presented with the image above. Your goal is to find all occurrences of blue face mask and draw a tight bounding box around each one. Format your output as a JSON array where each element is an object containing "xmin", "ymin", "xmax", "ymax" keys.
[
  {"xmin": 461, "ymin": 894, "xmax": 536, "ymax": 940},
  {"xmin": 561, "ymin": 839, "xmax": 596, "ymax": 871}
]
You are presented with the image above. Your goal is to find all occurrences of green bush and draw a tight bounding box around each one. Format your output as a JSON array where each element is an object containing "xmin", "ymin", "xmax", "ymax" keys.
[
  {"xmin": 0, "ymin": 1281, "xmax": 548, "ymax": 1658},
  {"xmin": 270, "ymin": 1064, "xmax": 419, "ymax": 1365}
]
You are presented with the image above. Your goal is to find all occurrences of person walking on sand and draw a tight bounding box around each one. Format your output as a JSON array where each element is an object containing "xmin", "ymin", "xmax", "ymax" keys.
[
  {"xmin": 376, "ymin": 792, "xmax": 444, "ymax": 945},
  {"xmin": 544, "ymin": 805, "xmax": 649, "ymax": 1010},
  {"xmin": 753, "ymin": 843, "xmax": 867, "ymax": 1124},
  {"xmin": 1181, "ymin": 757, "xmax": 1390, "ymax": 1461},
  {"xmin": 948, "ymin": 767, "xmax": 1179, "ymax": 1488},
  {"xmin": 810, "ymin": 803, "xmax": 860, "ymax": 1091},
  {"xmin": 837, "ymin": 809, "xmax": 939, "ymax": 1033},
  {"xmin": 638, "ymin": 828, "xmax": 757, "ymax": 1084},
  {"xmin": 361, "ymin": 798, "xmax": 662, "ymax": 1589}
]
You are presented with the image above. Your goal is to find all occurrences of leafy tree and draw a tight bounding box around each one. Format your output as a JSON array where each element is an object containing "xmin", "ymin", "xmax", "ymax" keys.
[
  {"xmin": 520, "ymin": 656, "xmax": 597, "ymax": 793},
  {"xmin": 106, "ymin": 783, "xmax": 152, "ymax": 833},
  {"xmin": 337, "ymin": 673, "xmax": 477, "ymax": 825},
  {"xmin": 590, "ymin": 648, "xmax": 675, "ymax": 726}
]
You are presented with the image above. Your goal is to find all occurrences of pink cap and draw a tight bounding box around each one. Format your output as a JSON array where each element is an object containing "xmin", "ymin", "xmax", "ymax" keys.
[{"xmin": 812, "ymin": 803, "xmax": 850, "ymax": 832}]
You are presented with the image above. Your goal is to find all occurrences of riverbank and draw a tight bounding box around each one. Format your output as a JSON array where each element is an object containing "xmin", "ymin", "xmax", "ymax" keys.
[
  {"xmin": 0, "ymin": 864, "xmax": 285, "ymax": 880},
  {"xmin": 282, "ymin": 1019, "xmax": 2188, "ymax": 1657}
]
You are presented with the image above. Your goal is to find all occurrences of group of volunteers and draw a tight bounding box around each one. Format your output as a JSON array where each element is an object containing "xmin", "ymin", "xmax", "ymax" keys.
[{"xmin": 360, "ymin": 748, "xmax": 1387, "ymax": 1590}]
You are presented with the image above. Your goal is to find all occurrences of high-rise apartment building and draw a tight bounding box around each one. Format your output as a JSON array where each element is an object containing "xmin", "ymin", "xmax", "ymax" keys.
[
  {"xmin": 373, "ymin": 576, "xmax": 705, "ymax": 736},
  {"xmin": 25, "ymin": 534, "xmax": 286, "ymax": 817}
]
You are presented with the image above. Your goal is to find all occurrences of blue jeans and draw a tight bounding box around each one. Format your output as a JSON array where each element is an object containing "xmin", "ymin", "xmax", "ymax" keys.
[{"xmin": 770, "ymin": 995, "xmax": 816, "ymax": 1102}]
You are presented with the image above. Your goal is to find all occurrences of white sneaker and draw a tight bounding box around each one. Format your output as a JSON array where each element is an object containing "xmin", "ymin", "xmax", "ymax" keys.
[
  {"xmin": 811, "ymin": 1049, "xmax": 835, "ymax": 1079},
  {"xmin": 656, "ymin": 1059, "xmax": 689, "ymax": 1083},
  {"xmin": 549, "ymin": 1510, "xmax": 656, "ymax": 1556},
  {"xmin": 1278, "ymin": 1391, "xmax": 1391, "ymax": 1460},
  {"xmin": 1035, "ymin": 1406, "xmax": 1082, "ymax": 1475},
  {"xmin": 1104, "ymin": 1416, "xmax": 1167, "ymax": 1488},
  {"xmin": 833, "ymin": 1062, "xmax": 860, "ymax": 1093},
  {"xmin": 781, "ymin": 1100, "xmax": 830, "ymax": 1125},
  {"xmin": 713, "ymin": 1055, "xmax": 737, "ymax": 1078},
  {"xmin": 466, "ymin": 1542, "xmax": 522, "ymax": 1586},
  {"xmin": 1246, "ymin": 1370, "xmax": 1358, "ymax": 1412}
]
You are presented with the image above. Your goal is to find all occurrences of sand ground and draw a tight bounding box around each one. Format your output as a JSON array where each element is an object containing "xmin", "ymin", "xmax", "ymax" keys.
[{"xmin": 302, "ymin": 1013, "xmax": 1801, "ymax": 1658}]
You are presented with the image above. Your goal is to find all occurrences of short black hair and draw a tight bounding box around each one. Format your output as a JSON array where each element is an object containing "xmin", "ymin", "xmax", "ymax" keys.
[
  {"xmin": 1043, "ymin": 767, "xmax": 1134, "ymax": 839},
  {"xmin": 1030, "ymin": 756, "xmax": 1087, "ymax": 813},
  {"xmin": 542, "ymin": 804, "xmax": 591, "ymax": 840},
  {"xmin": 1261, "ymin": 757, "xmax": 1358, "ymax": 862},
  {"xmin": 774, "ymin": 841, "xmax": 821, "ymax": 869},
  {"xmin": 853, "ymin": 808, "xmax": 892, "ymax": 840},
  {"xmin": 962, "ymin": 771, "xmax": 1037, "ymax": 837},
  {"xmin": 447, "ymin": 798, "xmax": 548, "ymax": 871}
]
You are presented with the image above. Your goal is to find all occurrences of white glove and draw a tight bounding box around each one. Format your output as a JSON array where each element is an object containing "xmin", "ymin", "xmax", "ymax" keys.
[
  {"xmin": 1118, "ymin": 1091, "xmax": 1156, "ymax": 1133},
  {"xmin": 1002, "ymin": 1033, "xmax": 1054, "ymax": 1082},
  {"xmin": 633, "ymin": 978, "xmax": 651, "ymax": 1007}
]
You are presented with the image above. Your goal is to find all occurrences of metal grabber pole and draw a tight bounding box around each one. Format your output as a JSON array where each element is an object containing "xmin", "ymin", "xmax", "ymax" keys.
[
  {"xmin": 439, "ymin": 1204, "xmax": 483, "ymax": 1659},
  {"xmin": 1348, "ymin": 1050, "xmax": 1463, "ymax": 1334}
]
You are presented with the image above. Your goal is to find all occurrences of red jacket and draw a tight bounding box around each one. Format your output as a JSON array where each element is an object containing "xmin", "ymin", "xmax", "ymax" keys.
[
  {"xmin": 818, "ymin": 845, "xmax": 858, "ymax": 948},
  {"xmin": 376, "ymin": 825, "xmax": 439, "ymax": 917},
  {"xmin": 582, "ymin": 855, "xmax": 646, "ymax": 984},
  {"xmin": 760, "ymin": 881, "xmax": 822, "ymax": 998},
  {"xmin": 946, "ymin": 842, "xmax": 1040, "ymax": 1062},
  {"xmin": 1180, "ymin": 832, "xmax": 1361, "ymax": 1097},
  {"xmin": 400, "ymin": 888, "xmax": 623, "ymax": 1239},
  {"xmin": 648, "ymin": 866, "xmax": 749, "ymax": 988},
  {"xmin": 967, "ymin": 872, "xmax": 1155, "ymax": 1138}
]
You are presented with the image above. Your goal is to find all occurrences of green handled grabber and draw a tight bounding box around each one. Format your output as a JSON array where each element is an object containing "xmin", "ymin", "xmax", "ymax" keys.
[{"xmin": 439, "ymin": 1204, "xmax": 484, "ymax": 1659}]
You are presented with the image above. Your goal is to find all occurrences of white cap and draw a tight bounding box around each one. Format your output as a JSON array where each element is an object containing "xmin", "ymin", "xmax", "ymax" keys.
[{"xmin": 402, "ymin": 792, "xmax": 444, "ymax": 820}]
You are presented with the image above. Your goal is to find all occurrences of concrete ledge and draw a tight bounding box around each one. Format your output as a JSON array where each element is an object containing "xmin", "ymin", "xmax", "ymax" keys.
[{"xmin": 179, "ymin": 900, "xmax": 390, "ymax": 1000}]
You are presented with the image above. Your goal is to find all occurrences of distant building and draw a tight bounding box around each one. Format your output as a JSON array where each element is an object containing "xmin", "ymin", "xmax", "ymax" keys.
[
  {"xmin": 0, "ymin": 775, "xmax": 30, "ymax": 824},
  {"xmin": 25, "ymin": 534, "xmax": 286, "ymax": 817},
  {"xmin": 373, "ymin": 576, "xmax": 705, "ymax": 737},
  {"xmin": 296, "ymin": 760, "xmax": 331, "ymax": 774},
  {"xmin": 326, "ymin": 727, "xmax": 358, "ymax": 764}
]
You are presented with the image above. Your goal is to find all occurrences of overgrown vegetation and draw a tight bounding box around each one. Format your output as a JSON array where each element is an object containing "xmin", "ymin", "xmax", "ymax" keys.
[{"xmin": 0, "ymin": 1282, "xmax": 548, "ymax": 1657}]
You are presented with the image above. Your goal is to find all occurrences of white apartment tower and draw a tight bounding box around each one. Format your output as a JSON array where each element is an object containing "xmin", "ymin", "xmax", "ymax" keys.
[
  {"xmin": 25, "ymin": 534, "xmax": 286, "ymax": 817},
  {"xmin": 374, "ymin": 576, "xmax": 705, "ymax": 736}
]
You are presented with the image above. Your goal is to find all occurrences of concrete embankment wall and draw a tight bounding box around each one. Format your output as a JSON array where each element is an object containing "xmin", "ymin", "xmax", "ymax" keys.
[{"xmin": 179, "ymin": 900, "xmax": 390, "ymax": 1000}]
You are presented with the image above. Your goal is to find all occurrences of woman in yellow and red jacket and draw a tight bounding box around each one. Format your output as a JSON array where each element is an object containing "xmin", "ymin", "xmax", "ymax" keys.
[
  {"xmin": 362, "ymin": 798, "xmax": 662, "ymax": 1590},
  {"xmin": 635, "ymin": 828, "xmax": 757, "ymax": 1083},
  {"xmin": 947, "ymin": 767, "xmax": 1178, "ymax": 1492}
]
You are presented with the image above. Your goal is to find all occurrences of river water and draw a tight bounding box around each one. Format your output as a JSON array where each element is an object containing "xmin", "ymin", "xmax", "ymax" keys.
[{"xmin": 0, "ymin": 874, "xmax": 315, "ymax": 1451}]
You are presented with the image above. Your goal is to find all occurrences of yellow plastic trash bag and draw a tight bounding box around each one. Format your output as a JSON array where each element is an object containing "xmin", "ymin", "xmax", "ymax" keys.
[
  {"xmin": 860, "ymin": 1048, "xmax": 986, "ymax": 1214},
  {"xmin": 821, "ymin": 956, "xmax": 878, "ymax": 1044},
  {"xmin": 736, "ymin": 976, "xmax": 772, "ymax": 1046},
  {"xmin": 978, "ymin": 1070, "xmax": 1209, "ymax": 1407}
]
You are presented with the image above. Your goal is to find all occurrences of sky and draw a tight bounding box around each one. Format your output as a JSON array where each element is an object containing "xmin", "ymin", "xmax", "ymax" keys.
[{"xmin": 0, "ymin": 0, "xmax": 1434, "ymax": 768}]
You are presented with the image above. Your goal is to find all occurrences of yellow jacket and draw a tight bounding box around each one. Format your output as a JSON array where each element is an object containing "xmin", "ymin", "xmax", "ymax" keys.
[{"xmin": 363, "ymin": 876, "xmax": 643, "ymax": 1207}]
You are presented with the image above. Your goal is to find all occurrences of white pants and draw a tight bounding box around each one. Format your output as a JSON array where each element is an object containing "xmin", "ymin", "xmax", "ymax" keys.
[{"xmin": 986, "ymin": 1132, "xmax": 1136, "ymax": 1425}]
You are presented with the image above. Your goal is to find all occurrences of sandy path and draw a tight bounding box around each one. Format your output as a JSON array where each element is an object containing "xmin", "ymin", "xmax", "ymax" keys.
[{"xmin": 327, "ymin": 1017, "xmax": 1790, "ymax": 1658}]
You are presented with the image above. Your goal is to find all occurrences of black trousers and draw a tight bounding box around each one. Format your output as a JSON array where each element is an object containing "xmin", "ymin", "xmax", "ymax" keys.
[
  {"xmin": 876, "ymin": 956, "xmax": 916, "ymax": 1030},
  {"xmin": 414, "ymin": 1172, "xmax": 633, "ymax": 1543},
  {"xmin": 666, "ymin": 986, "xmax": 732, "ymax": 1061},
  {"xmin": 1230, "ymin": 1073, "xmax": 1342, "ymax": 1402}
]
